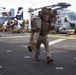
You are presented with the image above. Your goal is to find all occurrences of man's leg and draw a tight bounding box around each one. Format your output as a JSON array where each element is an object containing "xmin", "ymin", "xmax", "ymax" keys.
[
  {"xmin": 31, "ymin": 32, "xmax": 39, "ymax": 52},
  {"xmin": 35, "ymin": 36, "xmax": 41, "ymax": 61},
  {"xmin": 28, "ymin": 31, "xmax": 34, "ymax": 52},
  {"xmin": 42, "ymin": 35, "xmax": 53, "ymax": 64},
  {"xmin": 28, "ymin": 31, "xmax": 38, "ymax": 52}
]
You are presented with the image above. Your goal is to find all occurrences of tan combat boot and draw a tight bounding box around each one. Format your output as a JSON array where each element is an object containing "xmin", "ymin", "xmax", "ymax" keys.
[
  {"xmin": 35, "ymin": 54, "xmax": 39, "ymax": 61},
  {"xmin": 28, "ymin": 45, "xmax": 32, "ymax": 52},
  {"xmin": 47, "ymin": 57, "xmax": 54, "ymax": 64},
  {"xmin": 30, "ymin": 43, "xmax": 38, "ymax": 52},
  {"xmin": 27, "ymin": 43, "xmax": 33, "ymax": 52}
]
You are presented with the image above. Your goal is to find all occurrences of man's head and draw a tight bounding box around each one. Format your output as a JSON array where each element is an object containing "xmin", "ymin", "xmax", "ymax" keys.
[{"xmin": 41, "ymin": 8, "xmax": 49, "ymax": 22}]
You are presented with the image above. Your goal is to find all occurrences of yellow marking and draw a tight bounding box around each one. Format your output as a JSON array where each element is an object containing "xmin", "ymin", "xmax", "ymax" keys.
[{"xmin": 48, "ymin": 34, "xmax": 76, "ymax": 40}]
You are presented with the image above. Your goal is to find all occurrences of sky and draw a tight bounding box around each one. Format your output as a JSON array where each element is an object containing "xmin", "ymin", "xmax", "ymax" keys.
[{"xmin": 0, "ymin": 0, "xmax": 76, "ymax": 19}]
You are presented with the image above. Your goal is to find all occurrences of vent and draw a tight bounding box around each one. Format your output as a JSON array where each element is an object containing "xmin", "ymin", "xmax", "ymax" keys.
[{"xmin": 70, "ymin": 23, "xmax": 75, "ymax": 28}]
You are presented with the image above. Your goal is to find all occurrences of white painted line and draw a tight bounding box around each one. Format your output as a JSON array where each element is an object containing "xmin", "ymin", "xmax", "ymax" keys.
[
  {"xmin": 22, "ymin": 45, "xmax": 28, "ymax": 48},
  {"xmin": 0, "ymin": 66, "xmax": 2, "ymax": 68},
  {"xmin": 6, "ymin": 50, "xmax": 12, "ymax": 53},
  {"xmin": 44, "ymin": 50, "xmax": 68, "ymax": 53},
  {"xmin": 55, "ymin": 67, "xmax": 64, "ymax": 70},
  {"xmin": 23, "ymin": 39, "xmax": 66, "ymax": 48},
  {"xmin": 41, "ymin": 39, "xmax": 66, "ymax": 47},
  {"xmin": 24, "ymin": 56, "xmax": 30, "ymax": 59},
  {"xmin": 74, "ymin": 57, "xmax": 76, "ymax": 59},
  {"xmin": 0, "ymin": 40, "xmax": 4, "ymax": 41},
  {"xmin": 0, "ymin": 36, "xmax": 30, "ymax": 39}
]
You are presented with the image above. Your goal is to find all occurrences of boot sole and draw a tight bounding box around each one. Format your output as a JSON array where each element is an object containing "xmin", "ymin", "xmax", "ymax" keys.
[
  {"xmin": 28, "ymin": 46, "xmax": 32, "ymax": 52},
  {"xmin": 47, "ymin": 59, "xmax": 54, "ymax": 64}
]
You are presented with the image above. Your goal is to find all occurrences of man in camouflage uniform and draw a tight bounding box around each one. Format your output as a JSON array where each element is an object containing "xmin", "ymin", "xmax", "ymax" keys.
[
  {"xmin": 20, "ymin": 19, "xmax": 26, "ymax": 33},
  {"xmin": 0, "ymin": 23, "xmax": 3, "ymax": 32},
  {"xmin": 28, "ymin": 8, "xmax": 56, "ymax": 64},
  {"xmin": 25, "ymin": 19, "xmax": 29, "ymax": 30},
  {"xmin": 28, "ymin": 11, "xmax": 42, "ymax": 52},
  {"xmin": 13, "ymin": 20, "xmax": 18, "ymax": 33},
  {"xmin": 6, "ymin": 20, "xmax": 11, "ymax": 32},
  {"xmin": 35, "ymin": 8, "xmax": 54, "ymax": 64}
]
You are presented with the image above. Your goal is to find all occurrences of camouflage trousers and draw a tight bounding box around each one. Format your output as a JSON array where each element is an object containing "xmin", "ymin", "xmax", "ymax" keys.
[
  {"xmin": 13, "ymin": 25, "xmax": 18, "ymax": 32},
  {"xmin": 29, "ymin": 31, "xmax": 39, "ymax": 44},
  {"xmin": 36, "ymin": 35, "xmax": 51, "ymax": 58}
]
